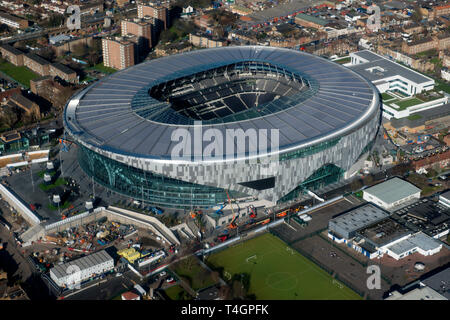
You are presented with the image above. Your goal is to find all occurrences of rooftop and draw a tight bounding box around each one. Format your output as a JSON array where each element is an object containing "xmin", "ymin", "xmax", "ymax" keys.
[
  {"xmin": 295, "ymin": 13, "xmax": 329, "ymax": 26},
  {"xmin": 10, "ymin": 93, "xmax": 35, "ymax": 110},
  {"xmin": 358, "ymin": 217, "xmax": 411, "ymax": 247},
  {"xmin": 386, "ymin": 286, "xmax": 447, "ymax": 300},
  {"xmin": 329, "ymin": 203, "xmax": 390, "ymax": 236},
  {"xmin": 50, "ymin": 250, "xmax": 113, "ymax": 280},
  {"xmin": 387, "ymin": 232, "xmax": 442, "ymax": 255},
  {"xmin": 0, "ymin": 12, "xmax": 24, "ymax": 22},
  {"xmin": 440, "ymin": 190, "xmax": 450, "ymax": 202},
  {"xmin": 0, "ymin": 44, "xmax": 23, "ymax": 56},
  {"xmin": 349, "ymin": 50, "xmax": 434, "ymax": 85},
  {"xmin": 64, "ymin": 46, "xmax": 379, "ymax": 161},
  {"xmin": 51, "ymin": 62, "xmax": 76, "ymax": 75},
  {"xmin": 397, "ymin": 199, "xmax": 450, "ymax": 226},
  {"xmin": 364, "ymin": 177, "xmax": 421, "ymax": 205},
  {"xmin": 421, "ymin": 268, "xmax": 450, "ymax": 300},
  {"xmin": 389, "ymin": 104, "xmax": 450, "ymax": 129},
  {"xmin": 25, "ymin": 53, "xmax": 49, "ymax": 66}
]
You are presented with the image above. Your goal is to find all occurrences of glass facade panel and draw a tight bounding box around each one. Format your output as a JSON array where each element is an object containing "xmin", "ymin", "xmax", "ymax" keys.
[
  {"xmin": 78, "ymin": 145, "xmax": 246, "ymax": 208},
  {"xmin": 278, "ymin": 164, "xmax": 344, "ymax": 203}
]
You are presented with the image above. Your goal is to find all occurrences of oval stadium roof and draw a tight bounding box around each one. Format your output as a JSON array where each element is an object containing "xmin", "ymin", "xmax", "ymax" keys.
[{"xmin": 64, "ymin": 46, "xmax": 380, "ymax": 162}]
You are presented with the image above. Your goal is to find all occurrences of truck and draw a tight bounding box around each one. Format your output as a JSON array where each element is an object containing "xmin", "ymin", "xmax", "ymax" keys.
[
  {"xmin": 217, "ymin": 234, "xmax": 229, "ymax": 242},
  {"xmin": 150, "ymin": 207, "xmax": 163, "ymax": 215}
]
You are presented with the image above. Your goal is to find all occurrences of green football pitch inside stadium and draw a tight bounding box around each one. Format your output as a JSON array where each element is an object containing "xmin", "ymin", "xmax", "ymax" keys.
[{"xmin": 206, "ymin": 233, "xmax": 362, "ymax": 300}]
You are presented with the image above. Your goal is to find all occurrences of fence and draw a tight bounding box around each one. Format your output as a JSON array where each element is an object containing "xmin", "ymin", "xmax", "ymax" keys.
[
  {"xmin": 0, "ymin": 183, "xmax": 40, "ymax": 225},
  {"xmin": 44, "ymin": 207, "xmax": 104, "ymax": 232},
  {"xmin": 268, "ymin": 227, "xmax": 369, "ymax": 299}
]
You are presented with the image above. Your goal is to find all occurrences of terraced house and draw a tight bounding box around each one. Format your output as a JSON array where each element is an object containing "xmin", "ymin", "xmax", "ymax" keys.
[
  {"xmin": 23, "ymin": 53, "xmax": 50, "ymax": 77},
  {"xmin": 0, "ymin": 44, "xmax": 24, "ymax": 66}
]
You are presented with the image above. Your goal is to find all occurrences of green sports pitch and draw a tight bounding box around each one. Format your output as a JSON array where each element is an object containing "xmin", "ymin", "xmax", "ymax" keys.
[{"xmin": 206, "ymin": 233, "xmax": 362, "ymax": 300}]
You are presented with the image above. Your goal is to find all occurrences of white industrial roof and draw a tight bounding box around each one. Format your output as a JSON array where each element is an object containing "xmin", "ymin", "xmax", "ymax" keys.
[
  {"xmin": 386, "ymin": 286, "xmax": 447, "ymax": 300},
  {"xmin": 349, "ymin": 50, "xmax": 434, "ymax": 85},
  {"xmin": 50, "ymin": 250, "xmax": 113, "ymax": 280},
  {"xmin": 364, "ymin": 177, "xmax": 421, "ymax": 205},
  {"xmin": 387, "ymin": 232, "xmax": 441, "ymax": 256}
]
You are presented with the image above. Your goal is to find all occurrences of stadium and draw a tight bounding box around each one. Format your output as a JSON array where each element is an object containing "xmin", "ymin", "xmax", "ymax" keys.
[{"xmin": 64, "ymin": 46, "xmax": 381, "ymax": 209}]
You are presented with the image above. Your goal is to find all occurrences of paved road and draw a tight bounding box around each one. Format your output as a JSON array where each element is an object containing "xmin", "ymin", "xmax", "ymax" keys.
[{"xmin": 64, "ymin": 270, "xmax": 139, "ymax": 300}]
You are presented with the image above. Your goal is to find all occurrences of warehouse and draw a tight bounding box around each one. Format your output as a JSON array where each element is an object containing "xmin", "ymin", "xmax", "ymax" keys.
[
  {"xmin": 328, "ymin": 202, "xmax": 444, "ymax": 260},
  {"xmin": 328, "ymin": 203, "xmax": 390, "ymax": 240},
  {"xmin": 439, "ymin": 190, "xmax": 450, "ymax": 208},
  {"xmin": 384, "ymin": 232, "xmax": 443, "ymax": 260},
  {"xmin": 363, "ymin": 177, "xmax": 421, "ymax": 210},
  {"xmin": 49, "ymin": 250, "xmax": 114, "ymax": 288},
  {"xmin": 394, "ymin": 198, "xmax": 450, "ymax": 239}
]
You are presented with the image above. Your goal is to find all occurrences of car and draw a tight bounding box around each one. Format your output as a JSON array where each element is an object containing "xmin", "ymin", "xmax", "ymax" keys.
[
  {"xmin": 159, "ymin": 271, "xmax": 166, "ymax": 277},
  {"xmin": 116, "ymin": 273, "xmax": 122, "ymax": 277}
]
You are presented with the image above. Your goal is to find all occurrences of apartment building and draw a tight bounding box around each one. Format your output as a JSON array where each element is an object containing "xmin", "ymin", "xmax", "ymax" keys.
[
  {"xmin": 430, "ymin": 3, "xmax": 450, "ymax": 20},
  {"xmin": 80, "ymin": 2, "xmax": 104, "ymax": 16},
  {"xmin": 102, "ymin": 37, "xmax": 135, "ymax": 70},
  {"xmin": 294, "ymin": 13, "xmax": 329, "ymax": 30},
  {"xmin": 137, "ymin": 3, "xmax": 169, "ymax": 31},
  {"xmin": 402, "ymin": 34, "xmax": 450, "ymax": 55},
  {"xmin": 8, "ymin": 94, "xmax": 41, "ymax": 120},
  {"xmin": 0, "ymin": 44, "xmax": 24, "ymax": 66},
  {"xmin": 121, "ymin": 18, "xmax": 153, "ymax": 52},
  {"xmin": 189, "ymin": 33, "xmax": 227, "ymax": 48},
  {"xmin": 23, "ymin": 53, "xmax": 50, "ymax": 77},
  {"xmin": 0, "ymin": 12, "xmax": 28, "ymax": 29},
  {"xmin": 49, "ymin": 63, "xmax": 78, "ymax": 83}
]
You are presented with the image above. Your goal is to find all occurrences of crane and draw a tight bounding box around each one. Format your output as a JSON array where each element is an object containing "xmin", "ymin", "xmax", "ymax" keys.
[
  {"xmin": 226, "ymin": 191, "xmax": 238, "ymax": 229},
  {"xmin": 249, "ymin": 205, "xmax": 257, "ymax": 219}
]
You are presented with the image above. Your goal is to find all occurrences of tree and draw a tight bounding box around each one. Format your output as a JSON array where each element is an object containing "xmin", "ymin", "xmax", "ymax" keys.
[
  {"xmin": 159, "ymin": 30, "xmax": 177, "ymax": 43},
  {"xmin": 350, "ymin": 179, "xmax": 363, "ymax": 191},
  {"xmin": 411, "ymin": 6, "xmax": 423, "ymax": 23},
  {"xmin": 86, "ymin": 52, "xmax": 101, "ymax": 66},
  {"xmin": 72, "ymin": 43, "xmax": 89, "ymax": 58},
  {"xmin": 47, "ymin": 14, "xmax": 65, "ymax": 27},
  {"xmin": 38, "ymin": 47, "xmax": 55, "ymax": 62},
  {"xmin": 362, "ymin": 174, "xmax": 374, "ymax": 186},
  {"xmin": 425, "ymin": 168, "xmax": 437, "ymax": 178},
  {"xmin": 0, "ymin": 106, "xmax": 19, "ymax": 128}
]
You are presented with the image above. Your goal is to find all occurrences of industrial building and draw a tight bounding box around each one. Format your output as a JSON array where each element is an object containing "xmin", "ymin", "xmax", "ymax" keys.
[
  {"xmin": 386, "ymin": 266, "xmax": 450, "ymax": 300},
  {"xmin": 394, "ymin": 198, "xmax": 450, "ymax": 239},
  {"xmin": 328, "ymin": 203, "xmax": 390, "ymax": 240},
  {"xmin": 384, "ymin": 232, "xmax": 443, "ymax": 260},
  {"xmin": 49, "ymin": 250, "xmax": 114, "ymax": 288},
  {"xmin": 386, "ymin": 286, "xmax": 447, "ymax": 300},
  {"xmin": 439, "ymin": 190, "xmax": 450, "ymax": 208},
  {"xmin": 64, "ymin": 46, "xmax": 381, "ymax": 209},
  {"xmin": 328, "ymin": 203, "xmax": 444, "ymax": 260},
  {"xmin": 363, "ymin": 177, "xmax": 421, "ymax": 210}
]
